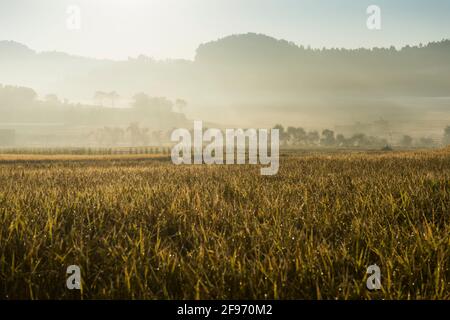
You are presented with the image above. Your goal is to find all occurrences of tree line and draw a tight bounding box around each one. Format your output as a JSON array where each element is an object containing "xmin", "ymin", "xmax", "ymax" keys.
[{"xmin": 273, "ymin": 124, "xmax": 448, "ymax": 149}]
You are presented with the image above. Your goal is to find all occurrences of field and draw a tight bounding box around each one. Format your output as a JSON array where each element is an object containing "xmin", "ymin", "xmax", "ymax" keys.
[{"xmin": 0, "ymin": 149, "xmax": 449, "ymax": 299}]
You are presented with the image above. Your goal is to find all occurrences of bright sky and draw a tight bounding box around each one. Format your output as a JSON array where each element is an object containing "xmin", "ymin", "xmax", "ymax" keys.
[{"xmin": 0, "ymin": 0, "xmax": 449, "ymax": 60}]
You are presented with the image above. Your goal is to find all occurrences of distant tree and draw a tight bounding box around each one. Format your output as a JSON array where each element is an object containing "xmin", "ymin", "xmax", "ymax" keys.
[
  {"xmin": 401, "ymin": 135, "xmax": 413, "ymax": 148},
  {"xmin": 418, "ymin": 137, "xmax": 434, "ymax": 148},
  {"xmin": 287, "ymin": 127, "xmax": 307, "ymax": 145},
  {"xmin": 44, "ymin": 94, "xmax": 60, "ymax": 105},
  {"xmin": 287, "ymin": 126, "xmax": 297, "ymax": 145},
  {"xmin": 132, "ymin": 93, "xmax": 173, "ymax": 115},
  {"xmin": 321, "ymin": 129, "xmax": 336, "ymax": 146},
  {"xmin": 349, "ymin": 133, "xmax": 367, "ymax": 147},
  {"xmin": 132, "ymin": 93, "xmax": 150, "ymax": 109},
  {"xmin": 273, "ymin": 124, "xmax": 284, "ymax": 135},
  {"xmin": 175, "ymin": 99, "xmax": 188, "ymax": 113},
  {"xmin": 127, "ymin": 122, "xmax": 141, "ymax": 146},
  {"xmin": 126, "ymin": 122, "xmax": 149, "ymax": 146},
  {"xmin": 18, "ymin": 86, "xmax": 37, "ymax": 103},
  {"xmin": 444, "ymin": 126, "xmax": 450, "ymax": 146},
  {"xmin": 109, "ymin": 127, "xmax": 124, "ymax": 146},
  {"xmin": 152, "ymin": 130, "xmax": 163, "ymax": 146},
  {"xmin": 292, "ymin": 127, "xmax": 307, "ymax": 146},
  {"xmin": 93, "ymin": 127, "xmax": 125, "ymax": 146},
  {"xmin": 307, "ymin": 131, "xmax": 320, "ymax": 146},
  {"xmin": 273, "ymin": 124, "xmax": 288, "ymax": 146},
  {"xmin": 93, "ymin": 91, "xmax": 119, "ymax": 107},
  {"xmin": 336, "ymin": 134, "xmax": 347, "ymax": 147},
  {"xmin": 0, "ymin": 85, "xmax": 37, "ymax": 108},
  {"xmin": 94, "ymin": 91, "xmax": 107, "ymax": 107},
  {"xmin": 107, "ymin": 91, "xmax": 120, "ymax": 108}
]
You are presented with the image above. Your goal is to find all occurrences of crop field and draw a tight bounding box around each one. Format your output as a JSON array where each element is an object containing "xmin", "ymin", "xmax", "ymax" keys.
[{"xmin": 0, "ymin": 149, "xmax": 449, "ymax": 299}]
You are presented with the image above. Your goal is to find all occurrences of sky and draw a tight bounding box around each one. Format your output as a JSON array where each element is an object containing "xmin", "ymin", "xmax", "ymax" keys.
[{"xmin": 0, "ymin": 0, "xmax": 449, "ymax": 60}]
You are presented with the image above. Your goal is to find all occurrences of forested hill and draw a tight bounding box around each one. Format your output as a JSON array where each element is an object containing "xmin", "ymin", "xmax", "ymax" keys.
[
  {"xmin": 0, "ymin": 34, "xmax": 449, "ymax": 128},
  {"xmin": 195, "ymin": 33, "xmax": 450, "ymax": 96}
]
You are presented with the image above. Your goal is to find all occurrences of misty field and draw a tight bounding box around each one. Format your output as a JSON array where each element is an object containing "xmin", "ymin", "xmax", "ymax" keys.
[{"xmin": 0, "ymin": 149, "xmax": 449, "ymax": 299}]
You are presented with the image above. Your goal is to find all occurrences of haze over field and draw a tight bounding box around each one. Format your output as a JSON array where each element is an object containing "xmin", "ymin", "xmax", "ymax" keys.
[{"xmin": 0, "ymin": 0, "xmax": 449, "ymax": 146}]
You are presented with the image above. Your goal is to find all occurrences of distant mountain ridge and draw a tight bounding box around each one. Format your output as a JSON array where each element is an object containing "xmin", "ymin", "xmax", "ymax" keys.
[
  {"xmin": 3, "ymin": 32, "xmax": 450, "ymax": 62},
  {"xmin": 0, "ymin": 33, "xmax": 449, "ymax": 127},
  {"xmin": 0, "ymin": 40, "xmax": 35, "ymax": 57}
]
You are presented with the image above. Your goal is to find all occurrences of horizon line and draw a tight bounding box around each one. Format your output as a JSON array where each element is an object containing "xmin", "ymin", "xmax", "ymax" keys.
[{"xmin": 1, "ymin": 33, "xmax": 450, "ymax": 62}]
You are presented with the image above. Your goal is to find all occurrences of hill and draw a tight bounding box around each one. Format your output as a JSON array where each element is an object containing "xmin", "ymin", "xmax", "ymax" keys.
[{"xmin": 0, "ymin": 34, "xmax": 449, "ymax": 128}]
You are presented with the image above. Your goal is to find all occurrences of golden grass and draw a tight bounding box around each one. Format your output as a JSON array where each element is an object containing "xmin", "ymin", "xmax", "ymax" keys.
[{"xmin": 0, "ymin": 149, "xmax": 449, "ymax": 299}]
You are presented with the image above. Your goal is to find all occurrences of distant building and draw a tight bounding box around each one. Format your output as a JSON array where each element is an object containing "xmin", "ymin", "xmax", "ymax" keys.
[{"xmin": 0, "ymin": 129, "xmax": 16, "ymax": 146}]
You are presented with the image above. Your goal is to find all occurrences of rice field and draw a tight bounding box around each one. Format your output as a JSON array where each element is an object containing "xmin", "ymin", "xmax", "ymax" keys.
[{"xmin": 0, "ymin": 148, "xmax": 449, "ymax": 299}]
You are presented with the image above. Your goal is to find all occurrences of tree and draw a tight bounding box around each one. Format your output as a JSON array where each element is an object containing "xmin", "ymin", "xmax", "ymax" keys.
[
  {"xmin": 94, "ymin": 91, "xmax": 119, "ymax": 107},
  {"xmin": 321, "ymin": 129, "xmax": 336, "ymax": 146},
  {"xmin": 336, "ymin": 134, "xmax": 347, "ymax": 147},
  {"xmin": 44, "ymin": 94, "xmax": 60, "ymax": 105},
  {"xmin": 175, "ymin": 99, "xmax": 187, "ymax": 113},
  {"xmin": 418, "ymin": 137, "xmax": 434, "ymax": 148},
  {"xmin": 273, "ymin": 124, "xmax": 288, "ymax": 146},
  {"xmin": 132, "ymin": 93, "xmax": 150, "ymax": 109},
  {"xmin": 152, "ymin": 130, "xmax": 163, "ymax": 147},
  {"xmin": 444, "ymin": 126, "xmax": 450, "ymax": 146},
  {"xmin": 94, "ymin": 91, "xmax": 107, "ymax": 107},
  {"xmin": 401, "ymin": 135, "xmax": 413, "ymax": 148},
  {"xmin": 349, "ymin": 133, "xmax": 367, "ymax": 147},
  {"xmin": 132, "ymin": 93, "xmax": 173, "ymax": 113},
  {"xmin": 108, "ymin": 127, "xmax": 124, "ymax": 146},
  {"xmin": 127, "ymin": 122, "xmax": 141, "ymax": 146},
  {"xmin": 0, "ymin": 85, "xmax": 37, "ymax": 108},
  {"xmin": 287, "ymin": 126, "xmax": 297, "ymax": 145},
  {"xmin": 293, "ymin": 127, "xmax": 307, "ymax": 146},
  {"xmin": 93, "ymin": 127, "xmax": 125, "ymax": 146},
  {"xmin": 307, "ymin": 131, "xmax": 320, "ymax": 146},
  {"xmin": 127, "ymin": 122, "xmax": 150, "ymax": 146},
  {"xmin": 107, "ymin": 91, "xmax": 120, "ymax": 108}
]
